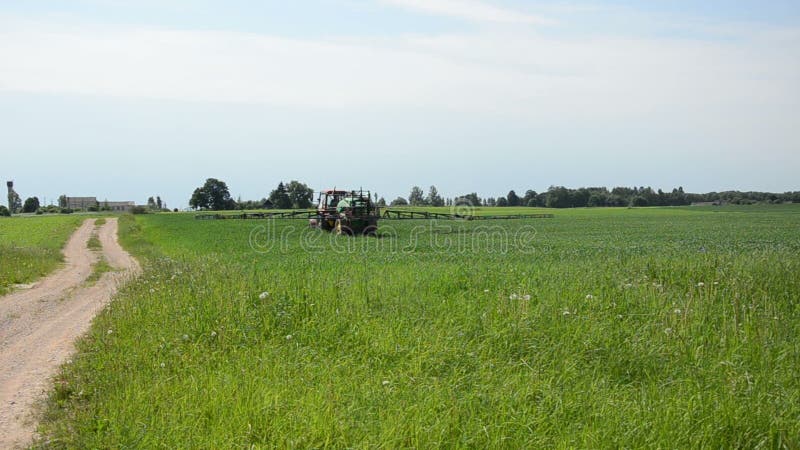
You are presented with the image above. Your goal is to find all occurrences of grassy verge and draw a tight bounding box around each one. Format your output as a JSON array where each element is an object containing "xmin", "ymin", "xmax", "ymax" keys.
[
  {"xmin": 0, "ymin": 216, "xmax": 84, "ymax": 295},
  {"xmin": 37, "ymin": 207, "xmax": 800, "ymax": 447}
]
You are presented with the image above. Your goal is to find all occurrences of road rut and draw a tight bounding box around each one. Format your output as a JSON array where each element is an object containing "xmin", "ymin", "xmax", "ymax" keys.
[{"xmin": 0, "ymin": 218, "xmax": 139, "ymax": 449}]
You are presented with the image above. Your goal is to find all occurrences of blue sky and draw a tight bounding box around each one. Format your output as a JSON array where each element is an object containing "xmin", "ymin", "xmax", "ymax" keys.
[{"xmin": 1, "ymin": 0, "xmax": 798, "ymax": 207}]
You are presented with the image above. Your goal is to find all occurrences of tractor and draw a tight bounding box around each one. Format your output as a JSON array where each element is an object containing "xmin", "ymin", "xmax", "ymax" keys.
[{"xmin": 310, "ymin": 189, "xmax": 379, "ymax": 235}]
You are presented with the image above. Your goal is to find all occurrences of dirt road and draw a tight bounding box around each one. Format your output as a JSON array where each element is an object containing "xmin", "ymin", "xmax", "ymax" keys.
[{"xmin": 0, "ymin": 218, "xmax": 139, "ymax": 449}]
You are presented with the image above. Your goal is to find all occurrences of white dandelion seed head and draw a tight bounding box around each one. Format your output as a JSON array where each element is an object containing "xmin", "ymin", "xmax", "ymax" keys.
[
  {"xmin": 483, "ymin": 289, "xmax": 490, "ymax": 293},
  {"xmin": 674, "ymin": 308, "xmax": 682, "ymax": 314},
  {"xmin": 149, "ymin": 288, "xmax": 155, "ymax": 293},
  {"xmin": 697, "ymin": 282, "xmax": 705, "ymax": 287},
  {"xmin": 259, "ymin": 291, "xmax": 270, "ymax": 300},
  {"xmin": 160, "ymin": 362, "xmax": 166, "ymax": 368},
  {"xmin": 664, "ymin": 328, "xmax": 673, "ymax": 334},
  {"xmin": 107, "ymin": 329, "xmax": 113, "ymax": 335},
  {"xmin": 382, "ymin": 380, "xmax": 390, "ymax": 386},
  {"xmin": 523, "ymin": 294, "xmax": 531, "ymax": 301},
  {"xmin": 211, "ymin": 331, "xmax": 217, "ymax": 337},
  {"xmin": 616, "ymin": 314, "xmax": 623, "ymax": 319},
  {"xmin": 585, "ymin": 294, "xmax": 594, "ymax": 300},
  {"xmin": 509, "ymin": 294, "xmax": 519, "ymax": 300},
  {"xmin": 562, "ymin": 310, "xmax": 571, "ymax": 316},
  {"xmin": 182, "ymin": 334, "xmax": 189, "ymax": 341},
  {"xmin": 713, "ymin": 281, "xmax": 719, "ymax": 285},
  {"xmin": 285, "ymin": 334, "xmax": 293, "ymax": 340}
]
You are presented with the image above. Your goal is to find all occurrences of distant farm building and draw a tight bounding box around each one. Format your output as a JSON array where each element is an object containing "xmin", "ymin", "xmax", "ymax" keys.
[{"xmin": 64, "ymin": 196, "xmax": 135, "ymax": 212}]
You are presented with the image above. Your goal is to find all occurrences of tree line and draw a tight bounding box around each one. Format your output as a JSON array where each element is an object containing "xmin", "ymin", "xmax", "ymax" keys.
[
  {"xmin": 391, "ymin": 185, "xmax": 800, "ymax": 208},
  {"xmin": 190, "ymin": 179, "xmax": 315, "ymax": 211},
  {"xmin": 187, "ymin": 178, "xmax": 800, "ymax": 211}
]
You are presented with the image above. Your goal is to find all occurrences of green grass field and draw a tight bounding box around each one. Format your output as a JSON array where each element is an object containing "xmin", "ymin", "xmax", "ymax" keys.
[
  {"xmin": 39, "ymin": 206, "xmax": 800, "ymax": 448},
  {"xmin": 0, "ymin": 215, "xmax": 84, "ymax": 295}
]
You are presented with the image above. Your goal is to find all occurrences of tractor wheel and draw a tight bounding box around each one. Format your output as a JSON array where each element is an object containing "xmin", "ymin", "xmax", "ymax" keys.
[
  {"xmin": 363, "ymin": 225, "xmax": 378, "ymax": 236},
  {"xmin": 337, "ymin": 220, "xmax": 354, "ymax": 236}
]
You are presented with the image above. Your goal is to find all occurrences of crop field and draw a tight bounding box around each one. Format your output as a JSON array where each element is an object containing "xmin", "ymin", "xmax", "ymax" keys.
[
  {"xmin": 39, "ymin": 206, "xmax": 800, "ymax": 448},
  {"xmin": 0, "ymin": 215, "xmax": 83, "ymax": 295}
]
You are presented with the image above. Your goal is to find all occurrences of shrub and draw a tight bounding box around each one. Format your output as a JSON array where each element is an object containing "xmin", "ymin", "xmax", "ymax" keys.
[
  {"xmin": 0, "ymin": 205, "xmax": 10, "ymax": 217},
  {"xmin": 131, "ymin": 206, "xmax": 148, "ymax": 215}
]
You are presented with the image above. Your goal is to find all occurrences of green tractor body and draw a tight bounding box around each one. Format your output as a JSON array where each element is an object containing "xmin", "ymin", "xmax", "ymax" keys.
[{"xmin": 311, "ymin": 189, "xmax": 379, "ymax": 235}]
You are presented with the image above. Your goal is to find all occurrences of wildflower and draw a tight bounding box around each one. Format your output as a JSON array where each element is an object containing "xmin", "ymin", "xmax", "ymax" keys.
[
  {"xmin": 624, "ymin": 283, "xmax": 633, "ymax": 289},
  {"xmin": 585, "ymin": 294, "xmax": 594, "ymax": 300},
  {"xmin": 182, "ymin": 334, "xmax": 189, "ymax": 341},
  {"xmin": 107, "ymin": 329, "xmax": 113, "ymax": 335},
  {"xmin": 562, "ymin": 310, "xmax": 571, "ymax": 316},
  {"xmin": 149, "ymin": 288, "xmax": 155, "ymax": 293},
  {"xmin": 483, "ymin": 289, "xmax": 489, "ymax": 293},
  {"xmin": 285, "ymin": 334, "xmax": 293, "ymax": 340},
  {"xmin": 523, "ymin": 294, "xmax": 531, "ymax": 301},
  {"xmin": 713, "ymin": 281, "xmax": 719, "ymax": 286},
  {"xmin": 509, "ymin": 294, "xmax": 519, "ymax": 300},
  {"xmin": 697, "ymin": 282, "xmax": 705, "ymax": 288},
  {"xmin": 674, "ymin": 308, "xmax": 682, "ymax": 314},
  {"xmin": 160, "ymin": 362, "xmax": 166, "ymax": 368},
  {"xmin": 616, "ymin": 314, "xmax": 623, "ymax": 319},
  {"xmin": 259, "ymin": 291, "xmax": 270, "ymax": 300},
  {"xmin": 210, "ymin": 331, "xmax": 217, "ymax": 337},
  {"xmin": 664, "ymin": 328, "xmax": 673, "ymax": 334},
  {"xmin": 382, "ymin": 380, "xmax": 390, "ymax": 386}
]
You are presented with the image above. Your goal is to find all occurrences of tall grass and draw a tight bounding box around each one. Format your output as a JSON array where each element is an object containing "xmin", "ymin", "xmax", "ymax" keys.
[
  {"xmin": 0, "ymin": 216, "xmax": 84, "ymax": 294},
  {"xmin": 38, "ymin": 207, "xmax": 800, "ymax": 448}
]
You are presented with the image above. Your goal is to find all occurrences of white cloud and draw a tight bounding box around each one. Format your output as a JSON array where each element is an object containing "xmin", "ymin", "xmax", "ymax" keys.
[
  {"xmin": 0, "ymin": 12, "xmax": 797, "ymax": 156},
  {"xmin": 378, "ymin": 0, "xmax": 555, "ymax": 25}
]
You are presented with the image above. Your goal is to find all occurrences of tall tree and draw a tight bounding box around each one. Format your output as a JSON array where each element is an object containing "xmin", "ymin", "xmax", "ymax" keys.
[
  {"xmin": 147, "ymin": 196, "xmax": 157, "ymax": 210},
  {"xmin": 189, "ymin": 188, "xmax": 209, "ymax": 210},
  {"xmin": 522, "ymin": 190, "xmax": 538, "ymax": 206},
  {"xmin": 390, "ymin": 197, "xmax": 408, "ymax": 206},
  {"xmin": 454, "ymin": 193, "xmax": 481, "ymax": 207},
  {"xmin": 506, "ymin": 190, "xmax": 521, "ymax": 207},
  {"xmin": 157, "ymin": 196, "xmax": 163, "ymax": 209},
  {"xmin": 22, "ymin": 196, "xmax": 40, "ymax": 213},
  {"xmin": 408, "ymin": 186, "xmax": 426, "ymax": 206},
  {"xmin": 546, "ymin": 186, "xmax": 572, "ymax": 208},
  {"xmin": 189, "ymin": 178, "xmax": 235, "ymax": 210},
  {"xmin": 285, "ymin": 180, "xmax": 314, "ymax": 209},
  {"xmin": 268, "ymin": 182, "xmax": 292, "ymax": 209},
  {"xmin": 426, "ymin": 185, "xmax": 444, "ymax": 207}
]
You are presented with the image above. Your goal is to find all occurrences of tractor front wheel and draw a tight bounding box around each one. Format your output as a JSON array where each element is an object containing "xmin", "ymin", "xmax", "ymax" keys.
[{"xmin": 335, "ymin": 220, "xmax": 351, "ymax": 236}]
